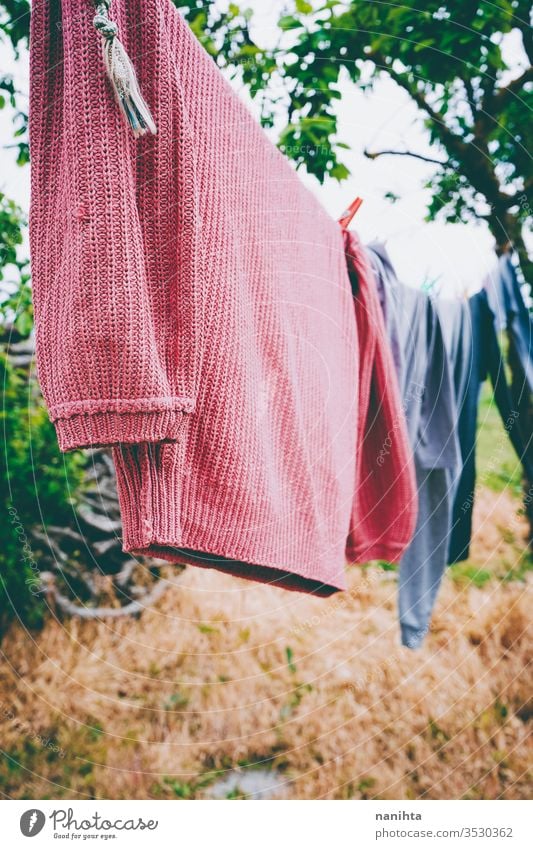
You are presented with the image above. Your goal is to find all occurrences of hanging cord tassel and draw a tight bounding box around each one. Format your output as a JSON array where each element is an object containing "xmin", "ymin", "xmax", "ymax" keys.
[{"xmin": 92, "ymin": 0, "xmax": 156, "ymax": 138}]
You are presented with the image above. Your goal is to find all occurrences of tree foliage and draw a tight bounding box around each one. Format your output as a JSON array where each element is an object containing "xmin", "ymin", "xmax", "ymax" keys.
[
  {"xmin": 1, "ymin": 1, "xmax": 531, "ymax": 261},
  {"xmin": 180, "ymin": 1, "xmax": 532, "ymax": 272},
  {"xmin": 1, "ymin": 353, "xmax": 86, "ymax": 630}
]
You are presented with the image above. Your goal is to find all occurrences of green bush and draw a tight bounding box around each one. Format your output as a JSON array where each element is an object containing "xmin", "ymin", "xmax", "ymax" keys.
[{"xmin": 1, "ymin": 352, "xmax": 85, "ymax": 631}]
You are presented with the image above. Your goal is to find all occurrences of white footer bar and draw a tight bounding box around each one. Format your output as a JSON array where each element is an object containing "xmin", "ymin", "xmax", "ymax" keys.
[{"xmin": 2, "ymin": 799, "xmax": 531, "ymax": 848}]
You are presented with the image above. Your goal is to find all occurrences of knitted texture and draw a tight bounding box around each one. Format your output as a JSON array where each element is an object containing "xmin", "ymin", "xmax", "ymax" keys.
[
  {"xmin": 30, "ymin": 0, "xmax": 415, "ymax": 590},
  {"xmin": 30, "ymin": 0, "xmax": 200, "ymax": 450},
  {"xmin": 343, "ymin": 231, "xmax": 418, "ymax": 564}
]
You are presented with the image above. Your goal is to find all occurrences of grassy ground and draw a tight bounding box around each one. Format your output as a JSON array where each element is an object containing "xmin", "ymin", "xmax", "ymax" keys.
[{"xmin": 0, "ymin": 388, "xmax": 531, "ymax": 800}]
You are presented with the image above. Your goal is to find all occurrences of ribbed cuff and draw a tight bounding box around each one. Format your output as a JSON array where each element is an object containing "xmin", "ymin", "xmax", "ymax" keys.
[
  {"xmin": 113, "ymin": 442, "xmax": 184, "ymax": 550},
  {"xmin": 54, "ymin": 409, "xmax": 190, "ymax": 452},
  {"xmin": 113, "ymin": 442, "xmax": 347, "ymax": 594}
]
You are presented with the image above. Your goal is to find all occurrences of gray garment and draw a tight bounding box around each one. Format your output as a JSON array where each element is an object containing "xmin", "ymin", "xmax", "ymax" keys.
[
  {"xmin": 368, "ymin": 243, "xmax": 462, "ymax": 649},
  {"xmin": 448, "ymin": 288, "xmax": 533, "ymax": 564},
  {"xmin": 370, "ymin": 242, "xmax": 406, "ymax": 385},
  {"xmin": 400, "ymin": 298, "xmax": 472, "ymax": 648},
  {"xmin": 493, "ymin": 254, "xmax": 533, "ymax": 392},
  {"xmin": 438, "ymin": 298, "xmax": 473, "ymax": 408},
  {"xmin": 399, "ymin": 462, "xmax": 455, "ymax": 648},
  {"xmin": 436, "ymin": 298, "xmax": 474, "ymax": 507}
]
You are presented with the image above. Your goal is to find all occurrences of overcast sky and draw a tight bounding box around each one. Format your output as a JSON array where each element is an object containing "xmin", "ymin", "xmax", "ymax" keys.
[{"xmin": 0, "ymin": 0, "xmax": 526, "ymax": 297}]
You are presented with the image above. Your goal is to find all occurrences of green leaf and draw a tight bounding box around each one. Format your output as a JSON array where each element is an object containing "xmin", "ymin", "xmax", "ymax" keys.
[
  {"xmin": 285, "ymin": 646, "xmax": 297, "ymax": 673},
  {"xmin": 279, "ymin": 15, "xmax": 303, "ymax": 30},
  {"xmin": 329, "ymin": 162, "xmax": 350, "ymax": 181}
]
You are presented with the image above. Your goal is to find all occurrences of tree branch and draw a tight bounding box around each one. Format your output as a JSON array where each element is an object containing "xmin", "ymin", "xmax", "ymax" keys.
[
  {"xmin": 370, "ymin": 55, "xmax": 517, "ymax": 213},
  {"xmin": 482, "ymin": 66, "xmax": 533, "ymax": 118},
  {"xmin": 364, "ymin": 148, "xmax": 446, "ymax": 166},
  {"xmin": 374, "ymin": 59, "xmax": 451, "ymax": 131},
  {"xmin": 40, "ymin": 572, "xmax": 169, "ymax": 619},
  {"xmin": 463, "ymin": 77, "xmax": 478, "ymax": 124}
]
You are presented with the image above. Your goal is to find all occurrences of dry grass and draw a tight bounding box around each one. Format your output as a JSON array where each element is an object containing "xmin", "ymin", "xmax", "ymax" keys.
[{"xmin": 0, "ymin": 486, "xmax": 531, "ymax": 800}]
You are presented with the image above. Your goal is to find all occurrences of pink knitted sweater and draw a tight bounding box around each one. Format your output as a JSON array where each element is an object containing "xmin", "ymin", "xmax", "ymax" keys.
[{"xmin": 30, "ymin": 0, "xmax": 416, "ymax": 592}]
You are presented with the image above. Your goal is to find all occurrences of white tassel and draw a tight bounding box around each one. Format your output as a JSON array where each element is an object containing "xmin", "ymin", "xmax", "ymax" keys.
[{"xmin": 93, "ymin": 1, "xmax": 156, "ymax": 138}]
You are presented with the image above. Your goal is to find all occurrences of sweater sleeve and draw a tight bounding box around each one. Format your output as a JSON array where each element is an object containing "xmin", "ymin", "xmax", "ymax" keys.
[
  {"xmin": 343, "ymin": 231, "xmax": 418, "ymax": 563},
  {"xmin": 29, "ymin": 0, "xmax": 202, "ymax": 451}
]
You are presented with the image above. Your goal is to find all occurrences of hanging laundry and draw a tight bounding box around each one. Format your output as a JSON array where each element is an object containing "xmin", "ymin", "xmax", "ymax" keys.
[
  {"xmin": 493, "ymin": 254, "xmax": 533, "ymax": 394},
  {"xmin": 342, "ymin": 232, "xmax": 417, "ymax": 566},
  {"xmin": 31, "ymin": 0, "xmax": 417, "ymax": 594},
  {"xmin": 488, "ymin": 254, "xmax": 533, "ymax": 538},
  {"xmin": 435, "ymin": 298, "xmax": 474, "ymax": 526},
  {"xmin": 448, "ymin": 286, "xmax": 533, "ymax": 563},
  {"xmin": 436, "ymin": 298, "xmax": 473, "ymax": 424},
  {"xmin": 367, "ymin": 243, "xmax": 461, "ymax": 649}
]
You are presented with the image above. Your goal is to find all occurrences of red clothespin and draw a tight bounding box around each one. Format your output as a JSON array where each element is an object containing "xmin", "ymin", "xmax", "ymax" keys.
[{"xmin": 338, "ymin": 196, "xmax": 363, "ymax": 230}]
